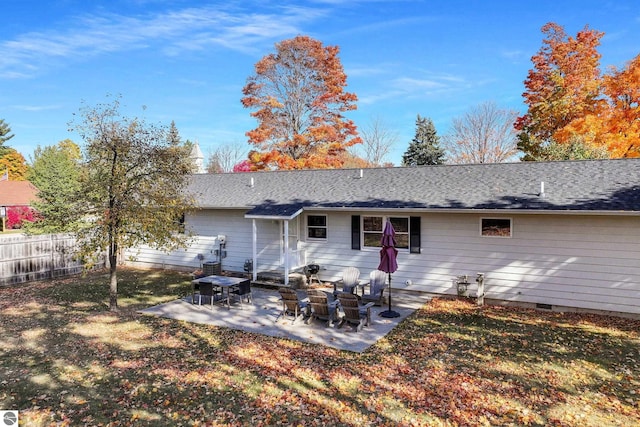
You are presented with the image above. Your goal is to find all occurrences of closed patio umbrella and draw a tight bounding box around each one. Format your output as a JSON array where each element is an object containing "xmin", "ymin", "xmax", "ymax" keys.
[{"xmin": 378, "ymin": 220, "xmax": 400, "ymax": 318}]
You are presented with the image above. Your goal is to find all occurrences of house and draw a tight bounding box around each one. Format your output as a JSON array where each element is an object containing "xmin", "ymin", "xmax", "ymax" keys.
[
  {"xmin": 0, "ymin": 180, "xmax": 39, "ymax": 230},
  {"xmin": 0, "ymin": 180, "xmax": 39, "ymax": 206},
  {"xmin": 126, "ymin": 159, "xmax": 640, "ymax": 317}
]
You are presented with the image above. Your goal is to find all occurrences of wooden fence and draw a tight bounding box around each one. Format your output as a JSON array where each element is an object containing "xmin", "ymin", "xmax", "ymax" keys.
[{"xmin": 0, "ymin": 233, "xmax": 88, "ymax": 286}]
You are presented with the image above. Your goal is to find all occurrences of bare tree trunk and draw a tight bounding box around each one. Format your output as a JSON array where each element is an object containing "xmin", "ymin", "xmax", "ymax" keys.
[{"xmin": 109, "ymin": 240, "xmax": 118, "ymax": 311}]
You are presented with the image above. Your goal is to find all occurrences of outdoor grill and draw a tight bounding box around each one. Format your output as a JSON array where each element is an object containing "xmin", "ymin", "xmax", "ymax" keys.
[{"xmin": 305, "ymin": 264, "xmax": 321, "ymax": 285}]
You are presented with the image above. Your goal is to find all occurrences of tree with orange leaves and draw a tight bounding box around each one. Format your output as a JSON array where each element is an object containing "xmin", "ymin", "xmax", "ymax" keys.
[
  {"xmin": 241, "ymin": 35, "xmax": 361, "ymax": 170},
  {"xmin": 538, "ymin": 54, "xmax": 640, "ymax": 159},
  {"xmin": 600, "ymin": 54, "xmax": 640, "ymax": 157},
  {"xmin": 0, "ymin": 149, "xmax": 28, "ymax": 180},
  {"xmin": 516, "ymin": 23, "xmax": 604, "ymax": 160}
]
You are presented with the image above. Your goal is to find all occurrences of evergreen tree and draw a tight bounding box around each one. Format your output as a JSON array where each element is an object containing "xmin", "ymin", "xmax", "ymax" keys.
[
  {"xmin": 168, "ymin": 120, "xmax": 181, "ymax": 144},
  {"xmin": 26, "ymin": 140, "xmax": 83, "ymax": 233},
  {"xmin": 401, "ymin": 115, "xmax": 445, "ymax": 166},
  {"xmin": 0, "ymin": 119, "xmax": 14, "ymax": 156}
]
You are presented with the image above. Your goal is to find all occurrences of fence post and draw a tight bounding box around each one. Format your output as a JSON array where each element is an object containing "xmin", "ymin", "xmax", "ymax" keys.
[{"xmin": 50, "ymin": 234, "xmax": 55, "ymax": 279}]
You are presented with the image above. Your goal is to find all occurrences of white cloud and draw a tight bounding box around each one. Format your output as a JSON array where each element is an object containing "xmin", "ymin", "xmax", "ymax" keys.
[
  {"xmin": 11, "ymin": 104, "xmax": 63, "ymax": 112},
  {"xmin": 0, "ymin": 4, "xmax": 325, "ymax": 79},
  {"xmin": 356, "ymin": 71, "xmax": 470, "ymax": 106}
]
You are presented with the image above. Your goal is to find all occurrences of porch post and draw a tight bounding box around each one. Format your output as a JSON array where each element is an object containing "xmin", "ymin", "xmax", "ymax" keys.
[
  {"xmin": 283, "ymin": 219, "xmax": 289, "ymax": 286},
  {"xmin": 252, "ymin": 219, "xmax": 257, "ymax": 282}
]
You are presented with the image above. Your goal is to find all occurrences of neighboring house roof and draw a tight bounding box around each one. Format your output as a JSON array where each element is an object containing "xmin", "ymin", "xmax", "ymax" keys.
[
  {"xmin": 0, "ymin": 180, "xmax": 39, "ymax": 206},
  {"xmin": 187, "ymin": 159, "xmax": 640, "ymax": 218}
]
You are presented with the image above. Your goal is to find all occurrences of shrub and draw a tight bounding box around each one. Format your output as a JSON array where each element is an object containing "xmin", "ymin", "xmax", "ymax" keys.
[{"xmin": 6, "ymin": 206, "xmax": 36, "ymax": 229}]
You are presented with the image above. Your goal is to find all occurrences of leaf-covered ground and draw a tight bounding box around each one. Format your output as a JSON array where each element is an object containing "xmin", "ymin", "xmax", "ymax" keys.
[{"xmin": 1, "ymin": 268, "xmax": 638, "ymax": 426}]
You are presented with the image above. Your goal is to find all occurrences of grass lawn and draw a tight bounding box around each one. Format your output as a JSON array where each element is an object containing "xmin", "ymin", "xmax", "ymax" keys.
[{"xmin": 1, "ymin": 267, "xmax": 638, "ymax": 426}]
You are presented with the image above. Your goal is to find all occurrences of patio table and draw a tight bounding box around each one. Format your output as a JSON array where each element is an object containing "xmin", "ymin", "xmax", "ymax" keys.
[{"xmin": 192, "ymin": 275, "xmax": 250, "ymax": 308}]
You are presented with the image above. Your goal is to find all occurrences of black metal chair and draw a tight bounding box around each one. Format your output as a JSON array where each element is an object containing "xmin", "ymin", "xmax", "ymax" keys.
[
  {"xmin": 231, "ymin": 280, "xmax": 252, "ymax": 305},
  {"xmin": 198, "ymin": 282, "xmax": 221, "ymax": 309}
]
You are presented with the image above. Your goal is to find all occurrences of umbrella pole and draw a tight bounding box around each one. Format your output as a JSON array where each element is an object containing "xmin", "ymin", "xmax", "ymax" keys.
[{"xmin": 380, "ymin": 272, "xmax": 400, "ymax": 318}]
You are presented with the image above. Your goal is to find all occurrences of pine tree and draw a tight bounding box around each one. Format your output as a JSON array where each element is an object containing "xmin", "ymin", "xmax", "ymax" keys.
[
  {"xmin": 26, "ymin": 140, "xmax": 83, "ymax": 233},
  {"xmin": 401, "ymin": 115, "xmax": 445, "ymax": 166},
  {"xmin": 168, "ymin": 120, "xmax": 181, "ymax": 144},
  {"xmin": 0, "ymin": 119, "xmax": 15, "ymax": 156}
]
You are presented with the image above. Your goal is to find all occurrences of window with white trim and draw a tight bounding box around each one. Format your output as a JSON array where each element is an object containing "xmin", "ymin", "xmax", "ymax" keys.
[
  {"xmin": 306, "ymin": 214, "xmax": 327, "ymax": 240},
  {"xmin": 362, "ymin": 216, "xmax": 409, "ymax": 249},
  {"xmin": 481, "ymin": 218, "xmax": 512, "ymax": 237}
]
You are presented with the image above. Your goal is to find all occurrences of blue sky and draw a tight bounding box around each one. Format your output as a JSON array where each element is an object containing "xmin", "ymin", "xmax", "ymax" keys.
[{"xmin": 2, "ymin": 0, "xmax": 639, "ymax": 166}]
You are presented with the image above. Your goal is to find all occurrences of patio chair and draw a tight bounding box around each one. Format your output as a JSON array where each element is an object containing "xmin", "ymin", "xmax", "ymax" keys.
[
  {"xmin": 231, "ymin": 280, "xmax": 252, "ymax": 305},
  {"xmin": 337, "ymin": 292, "xmax": 375, "ymax": 332},
  {"xmin": 190, "ymin": 270, "xmax": 207, "ymax": 304},
  {"xmin": 307, "ymin": 289, "xmax": 341, "ymax": 327},
  {"xmin": 334, "ymin": 267, "xmax": 361, "ymax": 295},
  {"xmin": 361, "ymin": 270, "xmax": 386, "ymax": 306},
  {"xmin": 278, "ymin": 287, "xmax": 310, "ymax": 324},
  {"xmin": 198, "ymin": 282, "xmax": 221, "ymax": 309}
]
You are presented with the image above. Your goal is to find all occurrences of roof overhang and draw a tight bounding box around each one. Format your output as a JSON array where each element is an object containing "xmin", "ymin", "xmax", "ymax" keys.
[{"xmin": 244, "ymin": 203, "xmax": 304, "ymax": 220}]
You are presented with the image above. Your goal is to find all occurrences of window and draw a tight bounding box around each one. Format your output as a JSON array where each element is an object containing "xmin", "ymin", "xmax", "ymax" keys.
[
  {"xmin": 307, "ymin": 215, "xmax": 327, "ymax": 240},
  {"xmin": 362, "ymin": 216, "xmax": 409, "ymax": 249},
  {"xmin": 352, "ymin": 215, "xmax": 421, "ymax": 253},
  {"xmin": 175, "ymin": 213, "xmax": 186, "ymax": 234},
  {"xmin": 481, "ymin": 218, "xmax": 511, "ymax": 237}
]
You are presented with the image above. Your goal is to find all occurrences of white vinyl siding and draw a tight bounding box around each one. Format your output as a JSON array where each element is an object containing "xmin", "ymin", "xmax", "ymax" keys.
[
  {"xmin": 303, "ymin": 212, "xmax": 640, "ymax": 316},
  {"xmin": 125, "ymin": 210, "xmax": 268, "ymax": 272},
  {"xmin": 127, "ymin": 208, "xmax": 640, "ymax": 316}
]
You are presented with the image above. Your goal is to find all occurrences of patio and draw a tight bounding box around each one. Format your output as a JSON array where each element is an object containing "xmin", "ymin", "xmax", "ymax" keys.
[{"xmin": 139, "ymin": 286, "xmax": 431, "ymax": 353}]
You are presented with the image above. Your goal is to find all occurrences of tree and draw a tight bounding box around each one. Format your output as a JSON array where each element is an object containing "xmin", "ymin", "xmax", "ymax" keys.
[
  {"xmin": 0, "ymin": 149, "xmax": 29, "ymax": 180},
  {"xmin": 531, "ymin": 136, "xmax": 610, "ymax": 161},
  {"xmin": 358, "ymin": 116, "xmax": 397, "ymax": 166},
  {"xmin": 538, "ymin": 53, "xmax": 640, "ymax": 159},
  {"xmin": 0, "ymin": 119, "xmax": 14, "ymax": 156},
  {"xmin": 241, "ymin": 35, "xmax": 361, "ymax": 170},
  {"xmin": 401, "ymin": 115, "xmax": 445, "ymax": 166},
  {"xmin": 337, "ymin": 150, "xmax": 372, "ymax": 168},
  {"xmin": 207, "ymin": 143, "xmax": 247, "ymax": 173},
  {"xmin": 599, "ymin": 54, "xmax": 640, "ymax": 157},
  {"xmin": 25, "ymin": 140, "xmax": 84, "ymax": 233},
  {"xmin": 444, "ymin": 102, "xmax": 519, "ymax": 164},
  {"xmin": 207, "ymin": 154, "xmax": 224, "ymax": 174},
  {"xmin": 69, "ymin": 97, "xmax": 196, "ymax": 311},
  {"xmin": 516, "ymin": 23, "xmax": 604, "ymax": 160},
  {"xmin": 232, "ymin": 160, "xmax": 252, "ymax": 172},
  {"xmin": 168, "ymin": 120, "xmax": 181, "ymax": 145}
]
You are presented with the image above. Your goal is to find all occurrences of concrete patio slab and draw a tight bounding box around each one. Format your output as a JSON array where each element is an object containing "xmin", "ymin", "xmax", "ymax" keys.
[{"xmin": 139, "ymin": 287, "xmax": 430, "ymax": 353}]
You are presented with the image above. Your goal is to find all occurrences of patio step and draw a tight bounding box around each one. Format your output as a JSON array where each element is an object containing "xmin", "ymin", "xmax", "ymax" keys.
[
  {"xmin": 251, "ymin": 271, "xmax": 307, "ymax": 289},
  {"xmin": 250, "ymin": 280, "xmax": 290, "ymax": 289}
]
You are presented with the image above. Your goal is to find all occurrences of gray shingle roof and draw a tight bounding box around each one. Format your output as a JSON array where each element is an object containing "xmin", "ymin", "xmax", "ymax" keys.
[{"xmin": 187, "ymin": 159, "xmax": 640, "ymax": 217}]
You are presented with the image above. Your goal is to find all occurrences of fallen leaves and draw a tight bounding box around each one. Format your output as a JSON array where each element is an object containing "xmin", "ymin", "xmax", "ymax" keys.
[{"xmin": 1, "ymin": 269, "xmax": 639, "ymax": 426}]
